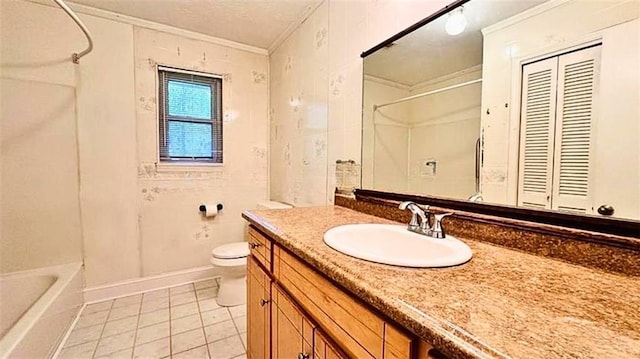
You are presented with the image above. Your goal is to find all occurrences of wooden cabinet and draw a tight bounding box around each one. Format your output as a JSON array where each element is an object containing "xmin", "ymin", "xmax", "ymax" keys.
[
  {"xmin": 271, "ymin": 284, "xmax": 314, "ymax": 359},
  {"xmin": 273, "ymin": 245, "xmax": 414, "ymax": 359},
  {"xmin": 315, "ymin": 330, "xmax": 349, "ymax": 359},
  {"xmin": 247, "ymin": 257, "xmax": 270, "ymax": 359},
  {"xmin": 246, "ymin": 225, "xmax": 444, "ymax": 359},
  {"xmin": 248, "ymin": 227, "xmax": 272, "ymax": 271}
]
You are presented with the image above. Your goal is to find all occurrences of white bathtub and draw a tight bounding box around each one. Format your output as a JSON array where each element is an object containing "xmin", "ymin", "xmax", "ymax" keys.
[{"xmin": 0, "ymin": 263, "xmax": 83, "ymax": 359}]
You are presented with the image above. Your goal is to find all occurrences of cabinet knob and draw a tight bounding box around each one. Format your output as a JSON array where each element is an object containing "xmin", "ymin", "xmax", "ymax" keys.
[
  {"xmin": 260, "ymin": 299, "xmax": 270, "ymax": 307},
  {"xmin": 597, "ymin": 204, "xmax": 614, "ymax": 216},
  {"xmin": 297, "ymin": 353, "xmax": 310, "ymax": 359},
  {"xmin": 250, "ymin": 242, "xmax": 261, "ymax": 249}
]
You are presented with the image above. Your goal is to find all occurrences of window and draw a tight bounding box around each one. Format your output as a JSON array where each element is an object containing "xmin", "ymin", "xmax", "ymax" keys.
[{"xmin": 158, "ymin": 66, "xmax": 223, "ymax": 163}]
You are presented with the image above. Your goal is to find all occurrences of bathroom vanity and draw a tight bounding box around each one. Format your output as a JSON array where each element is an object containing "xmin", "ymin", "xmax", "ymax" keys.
[
  {"xmin": 242, "ymin": 204, "xmax": 640, "ymax": 359},
  {"xmin": 244, "ymin": 220, "xmax": 435, "ymax": 359}
]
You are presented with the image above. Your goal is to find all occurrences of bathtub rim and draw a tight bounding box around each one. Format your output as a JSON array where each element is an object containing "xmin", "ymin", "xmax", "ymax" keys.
[{"xmin": 0, "ymin": 262, "xmax": 83, "ymax": 359}]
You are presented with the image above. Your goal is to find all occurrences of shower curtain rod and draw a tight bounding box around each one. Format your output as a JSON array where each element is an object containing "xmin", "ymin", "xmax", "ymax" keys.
[
  {"xmin": 373, "ymin": 78, "xmax": 483, "ymax": 110},
  {"xmin": 53, "ymin": 0, "xmax": 93, "ymax": 64}
]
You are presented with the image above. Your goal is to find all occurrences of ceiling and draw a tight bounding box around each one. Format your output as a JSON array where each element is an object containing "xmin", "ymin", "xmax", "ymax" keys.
[
  {"xmin": 364, "ymin": 0, "xmax": 547, "ymax": 86},
  {"xmin": 70, "ymin": 0, "xmax": 321, "ymax": 49}
]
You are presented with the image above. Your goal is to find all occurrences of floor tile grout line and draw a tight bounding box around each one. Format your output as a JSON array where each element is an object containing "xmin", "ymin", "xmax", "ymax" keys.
[
  {"xmin": 90, "ymin": 299, "xmax": 115, "ymax": 359},
  {"xmin": 62, "ymin": 303, "xmax": 113, "ymax": 352},
  {"xmin": 61, "ymin": 321, "xmax": 104, "ymax": 350},
  {"xmin": 193, "ymin": 282, "xmax": 213, "ymax": 359},
  {"xmin": 226, "ymin": 307, "xmax": 244, "ymax": 356},
  {"xmin": 194, "ymin": 280, "xmax": 217, "ymax": 292},
  {"xmin": 205, "ymin": 328, "xmax": 241, "ymax": 345},
  {"xmin": 168, "ymin": 285, "xmax": 174, "ymax": 357},
  {"xmin": 129, "ymin": 294, "xmax": 144, "ymax": 359},
  {"xmin": 66, "ymin": 282, "xmax": 234, "ymax": 359},
  {"xmin": 228, "ymin": 308, "xmax": 241, "ymax": 335}
]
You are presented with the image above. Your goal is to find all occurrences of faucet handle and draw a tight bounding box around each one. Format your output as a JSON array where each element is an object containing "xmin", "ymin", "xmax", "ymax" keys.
[
  {"xmin": 398, "ymin": 201, "xmax": 416, "ymax": 210},
  {"xmin": 399, "ymin": 201, "xmax": 430, "ymax": 213},
  {"xmin": 430, "ymin": 212, "xmax": 453, "ymax": 238},
  {"xmin": 399, "ymin": 201, "xmax": 420, "ymax": 228},
  {"xmin": 419, "ymin": 205, "xmax": 432, "ymax": 232},
  {"xmin": 399, "ymin": 201, "xmax": 430, "ymax": 230}
]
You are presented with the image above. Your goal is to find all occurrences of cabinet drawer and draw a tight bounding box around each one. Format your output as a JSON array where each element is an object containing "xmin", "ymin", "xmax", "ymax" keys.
[
  {"xmin": 248, "ymin": 226, "xmax": 272, "ymax": 271},
  {"xmin": 274, "ymin": 246, "xmax": 414, "ymax": 359}
]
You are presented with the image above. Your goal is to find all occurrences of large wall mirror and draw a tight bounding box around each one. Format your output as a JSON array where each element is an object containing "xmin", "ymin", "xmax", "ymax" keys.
[{"xmin": 362, "ymin": 0, "xmax": 639, "ymax": 224}]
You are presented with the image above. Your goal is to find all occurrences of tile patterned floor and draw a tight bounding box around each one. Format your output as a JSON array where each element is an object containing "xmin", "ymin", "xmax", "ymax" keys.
[{"xmin": 57, "ymin": 279, "xmax": 246, "ymax": 359}]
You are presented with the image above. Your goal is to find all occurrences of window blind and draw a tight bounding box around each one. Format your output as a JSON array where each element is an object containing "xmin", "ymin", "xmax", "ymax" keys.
[{"xmin": 158, "ymin": 67, "xmax": 223, "ymax": 163}]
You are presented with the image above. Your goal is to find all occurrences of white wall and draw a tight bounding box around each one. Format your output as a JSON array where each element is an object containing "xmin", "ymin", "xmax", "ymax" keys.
[
  {"xmin": 269, "ymin": 2, "xmax": 329, "ymax": 207},
  {"xmin": 362, "ymin": 77, "xmax": 411, "ymax": 193},
  {"xmin": 134, "ymin": 28, "xmax": 269, "ymax": 277},
  {"xmin": 327, "ymin": 0, "xmax": 452, "ymax": 203},
  {"xmin": 270, "ymin": 0, "xmax": 450, "ymax": 205},
  {"xmin": 592, "ymin": 19, "xmax": 639, "ymax": 219},
  {"xmin": 481, "ymin": 0, "xmax": 639, "ymax": 219},
  {"xmin": 1, "ymin": 0, "xmax": 268, "ymax": 286},
  {"xmin": 407, "ymin": 68, "xmax": 482, "ymax": 199},
  {"xmin": 76, "ymin": 12, "xmax": 140, "ymax": 288}
]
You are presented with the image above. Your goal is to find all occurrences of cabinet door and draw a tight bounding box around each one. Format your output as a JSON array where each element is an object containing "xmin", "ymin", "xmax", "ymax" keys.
[
  {"xmin": 272, "ymin": 284, "xmax": 313, "ymax": 359},
  {"xmin": 517, "ymin": 56, "xmax": 559, "ymax": 210},
  {"xmin": 314, "ymin": 330, "xmax": 349, "ymax": 359},
  {"xmin": 247, "ymin": 257, "xmax": 270, "ymax": 359},
  {"xmin": 551, "ymin": 45, "xmax": 601, "ymax": 214}
]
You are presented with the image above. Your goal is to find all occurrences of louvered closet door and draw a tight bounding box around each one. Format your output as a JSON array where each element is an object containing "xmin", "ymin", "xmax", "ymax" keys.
[
  {"xmin": 551, "ymin": 46, "xmax": 601, "ymax": 214},
  {"xmin": 517, "ymin": 57, "xmax": 559, "ymax": 209}
]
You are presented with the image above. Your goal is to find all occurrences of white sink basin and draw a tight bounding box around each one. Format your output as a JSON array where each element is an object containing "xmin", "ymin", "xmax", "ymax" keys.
[{"xmin": 323, "ymin": 224, "xmax": 472, "ymax": 268}]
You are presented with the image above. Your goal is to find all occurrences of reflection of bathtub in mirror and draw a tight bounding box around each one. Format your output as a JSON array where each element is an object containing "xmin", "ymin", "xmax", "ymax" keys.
[
  {"xmin": 0, "ymin": 263, "xmax": 83, "ymax": 359},
  {"xmin": 361, "ymin": 0, "xmax": 639, "ymax": 221}
]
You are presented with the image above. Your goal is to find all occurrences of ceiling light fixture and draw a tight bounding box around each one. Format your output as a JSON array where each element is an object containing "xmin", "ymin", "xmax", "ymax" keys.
[{"xmin": 445, "ymin": 7, "xmax": 467, "ymax": 36}]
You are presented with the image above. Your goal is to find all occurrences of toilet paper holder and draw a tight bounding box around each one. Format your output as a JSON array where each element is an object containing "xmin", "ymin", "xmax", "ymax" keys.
[{"xmin": 199, "ymin": 203, "xmax": 223, "ymax": 213}]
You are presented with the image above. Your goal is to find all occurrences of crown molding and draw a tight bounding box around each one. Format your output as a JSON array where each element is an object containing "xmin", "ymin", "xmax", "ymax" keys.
[
  {"xmin": 268, "ymin": 0, "xmax": 326, "ymax": 54},
  {"xmin": 24, "ymin": 0, "xmax": 268, "ymax": 55}
]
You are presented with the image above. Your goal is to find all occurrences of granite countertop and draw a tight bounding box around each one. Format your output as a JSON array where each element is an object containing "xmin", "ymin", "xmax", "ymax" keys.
[{"xmin": 242, "ymin": 206, "xmax": 640, "ymax": 359}]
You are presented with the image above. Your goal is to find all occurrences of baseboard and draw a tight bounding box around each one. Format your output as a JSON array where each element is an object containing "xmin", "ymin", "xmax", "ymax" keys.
[{"xmin": 83, "ymin": 266, "xmax": 218, "ymax": 303}]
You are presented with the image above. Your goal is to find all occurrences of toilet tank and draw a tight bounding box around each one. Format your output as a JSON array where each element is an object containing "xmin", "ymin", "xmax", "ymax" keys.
[{"xmin": 257, "ymin": 201, "xmax": 292, "ymax": 210}]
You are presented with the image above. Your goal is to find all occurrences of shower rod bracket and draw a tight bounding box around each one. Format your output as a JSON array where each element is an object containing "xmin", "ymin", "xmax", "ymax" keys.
[{"xmin": 53, "ymin": 0, "xmax": 94, "ymax": 64}]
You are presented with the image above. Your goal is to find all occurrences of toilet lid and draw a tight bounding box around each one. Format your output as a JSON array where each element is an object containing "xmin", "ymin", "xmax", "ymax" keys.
[{"xmin": 212, "ymin": 242, "xmax": 250, "ymax": 259}]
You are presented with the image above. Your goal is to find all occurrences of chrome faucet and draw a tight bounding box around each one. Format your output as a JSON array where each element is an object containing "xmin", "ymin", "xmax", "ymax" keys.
[
  {"xmin": 398, "ymin": 201, "xmax": 428, "ymax": 232},
  {"xmin": 398, "ymin": 201, "xmax": 453, "ymax": 238}
]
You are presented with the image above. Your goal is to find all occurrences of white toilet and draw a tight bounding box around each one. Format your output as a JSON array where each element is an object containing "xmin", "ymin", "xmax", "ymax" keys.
[
  {"xmin": 211, "ymin": 242, "xmax": 250, "ymax": 307},
  {"xmin": 210, "ymin": 201, "xmax": 292, "ymax": 307}
]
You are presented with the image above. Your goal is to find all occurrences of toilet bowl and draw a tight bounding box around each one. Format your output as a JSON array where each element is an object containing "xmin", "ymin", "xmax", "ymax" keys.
[
  {"xmin": 210, "ymin": 242, "xmax": 250, "ymax": 307},
  {"xmin": 210, "ymin": 201, "xmax": 292, "ymax": 307}
]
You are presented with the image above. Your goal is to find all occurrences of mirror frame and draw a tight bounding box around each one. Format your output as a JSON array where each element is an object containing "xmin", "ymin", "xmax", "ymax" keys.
[{"xmin": 359, "ymin": 0, "xmax": 640, "ymax": 239}]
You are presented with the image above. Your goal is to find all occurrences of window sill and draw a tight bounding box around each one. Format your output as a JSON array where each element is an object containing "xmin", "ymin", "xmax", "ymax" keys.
[{"xmin": 155, "ymin": 162, "xmax": 223, "ymax": 173}]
